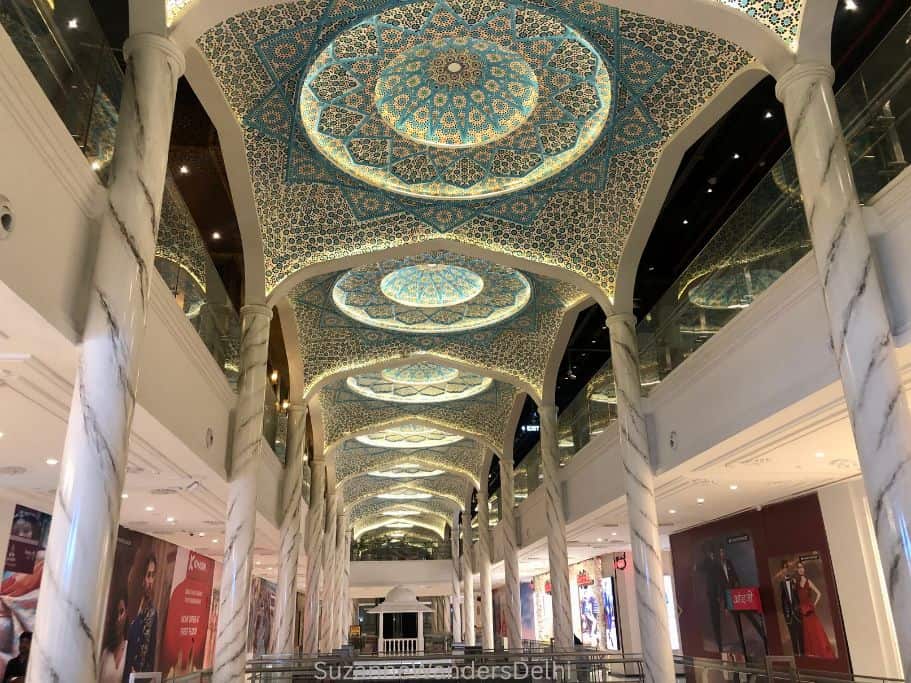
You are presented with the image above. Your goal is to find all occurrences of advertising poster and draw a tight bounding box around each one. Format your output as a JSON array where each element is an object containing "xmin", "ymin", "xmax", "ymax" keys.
[
  {"xmin": 0, "ymin": 505, "xmax": 51, "ymax": 680},
  {"xmin": 247, "ymin": 575, "xmax": 276, "ymax": 655},
  {"xmin": 572, "ymin": 559, "xmax": 602, "ymax": 648},
  {"xmin": 692, "ymin": 532, "xmax": 767, "ymax": 662},
  {"xmin": 532, "ymin": 573, "xmax": 552, "ymax": 642},
  {"xmin": 160, "ymin": 548, "xmax": 215, "ymax": 676},
  {"xmin": 600, "ymin": 576, "xmax": 619, "ymax": 651},
  {"xmin": 100, "ymin": 528, "xmax": 177, "ymax": 683},
  {"xmin": 204, "ymin": 561, "xmax": 223, "ymax": 669},
  {"xmin": 767, "ymin": 552, "xmax": 837, "ymax": 659},
  {"xmin": 519, "ymin": 581, "xmax": 536, "ymax": 642}
]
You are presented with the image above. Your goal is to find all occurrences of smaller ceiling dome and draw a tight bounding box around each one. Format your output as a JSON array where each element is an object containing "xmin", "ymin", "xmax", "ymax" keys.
[
  {"xmin": 348, "ymin": 362, "xmax": 492, "ymax": 404},
  {"xmin": 380, "ymin": 263, "xmax": 484, "ymax": 308},
  {"xmin": 355, "ymin": 423, "xmax": 464, "ymax": 448}
]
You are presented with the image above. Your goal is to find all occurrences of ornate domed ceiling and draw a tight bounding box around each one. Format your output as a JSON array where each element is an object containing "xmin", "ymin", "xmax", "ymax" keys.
[
  {"xmin": 346, "ymin": 362, "xmax": 493, "ymax": 404},
  {"xmin": 299, "ymin": 1, "xmax": 612, "ymax": 199},
  {"xmin": 332, "ymin": 254, "xmax": 531, "ymax": 333},
  {"xmin": 354, "ymin": 423, "xmax": 464, "ymax": 448}
]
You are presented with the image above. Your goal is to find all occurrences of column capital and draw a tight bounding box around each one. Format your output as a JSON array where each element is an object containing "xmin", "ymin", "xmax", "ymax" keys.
[
  {"xmin": 287, "ymin": 402, "xmax": 307, "ymax": 417},
  {"xmin": 124, "ymin": 33, "xmax": 186, "ymax": 76},
  {"xmin": 240, "ymin": 303, "xmax": 273, "ymax": 320},
  {"xmin": 605, "ymin": 312, "xmax": 636, "ymax": 330},
  {"xmin": 775, "ymin": 61, "xmax": 834, "ymax": 102}
]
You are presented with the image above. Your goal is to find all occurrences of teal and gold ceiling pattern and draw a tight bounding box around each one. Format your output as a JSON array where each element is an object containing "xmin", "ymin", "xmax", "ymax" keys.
[
  {"xmin": 198, "ymin": 0, "xmax": 750, "ymax": 297},
  {"xmin": 335, "ymin": 440, "xmax": 484, "ymax": 484},
  {"xmin": 713, "ymin": 0, "xmax": 803, "ymax": 46},
  {"xmin": 291, "ymin": 252, "xmax": 584, "ymax": 397},
  {"xmin": 347, "ymin": 363, "xmax": 493, "ymax": 404},
  {"xmin": 349, "ymin": 497, "xmax": 457, "ymax": 526},
  {"xmin": 299, "ymin": 4, "xmax": 613, "ymax": 199},
  {"xmin": 341, "ymin": 472, "xmax": 471, "ymax": 509},
  {"xmin": 355, "ymin": 423, "xmax": 464, "ymax": 448},
  {"xmin": 319, "ymin": 376, "xmax": 517, "ymax": 451}
]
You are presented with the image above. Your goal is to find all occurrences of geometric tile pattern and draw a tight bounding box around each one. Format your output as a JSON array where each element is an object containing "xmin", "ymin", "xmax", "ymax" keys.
[
  {"xmin": 713, "ymin": 0, "xmax": 803, "ymax": 46},
  {"xmin": 346, "ymin": 365, "xmax": 493, "ymax": 404},
  {"xmin": 198, "ymin": 0, "xmax": 751, "ymax": 297},
  {"xmin": 290, "ymin": 255, "xmax": 584, "ymax": 398},
  {"xmin": 335, "ymin": 440, "xmax": 485, "ymax": 484}
]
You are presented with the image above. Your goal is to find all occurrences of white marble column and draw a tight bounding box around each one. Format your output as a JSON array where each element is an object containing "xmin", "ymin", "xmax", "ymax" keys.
[
  {"xmin": 461, "ymin": 510, "xmax": 476, "ymax": 646},
  {"xmin": 777, "ymin": 62, "xmax": 911, "ymax": 674},
  {"xmin": 499, "ymin": 457, "xmax": 522, "ymax": 650},
  {"xmin": 477, "ymin": 480, "xmax": 495, "ymax": 650},
  {"xmin": 302, "ymin": 458, "xmax": 326, "ymax": 653},
  {"xmin": 212, "ymin": 304, "xmax": 273, "ymax": 682},
  {"xmin": 607, "ymin": 314, "xmax": 674, "ymax": 683},
  {"xmin": 319, "ymin": 491, "xmax": 339, "ymax": 652},
  {"xmin": 335, "ymin": 511, "xmax": 350, "ymax": 646},
  {"xmin": 450, "ymin": 513, "xmax": 463, "ymax": 643},
  {"xmin": 539, "ymin": 404, "xmax": 573, "ymax": 649},
  {"xmin": 273, "ymin": 404, "xmax": 307, "ymax": 654},
  {"xmin": 27, "ymin": 34, "xmax": 184, "ymax": 683}
]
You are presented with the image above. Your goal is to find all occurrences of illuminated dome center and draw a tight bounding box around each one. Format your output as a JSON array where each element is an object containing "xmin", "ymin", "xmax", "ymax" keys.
[
  {"xmin": 299, "ymin": 0, "xmax": 612, "ymax": 200},
  {"xmin": 380, "ymin": 264, "xmax": 484, "ymax": 308},
  {"xmin": 382, "ymin": 363, "xmax": 460, "ymax": 385},
  {"xmin": 356, "ymin": 423, "xmax": 464, "ymax": 448},
  {"xmin": 375, "ymin": 37, "xmax": 538, "ymax": 149},
  {"xmin": 348, "ymin": 363, "xmax": 492, "ymax": 403},
  {"xmin": 333, "ymin": 253, "xmax": 531, "ymax": 334}
]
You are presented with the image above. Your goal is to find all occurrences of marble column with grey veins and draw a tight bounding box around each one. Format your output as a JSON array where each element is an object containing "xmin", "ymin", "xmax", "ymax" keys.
[
  {"xmin": 335, "ymin": 511, "xmax": 350, "ymax": 645},
  {"xmin": 477, "ymin": 480, "xmax": 495, "ymax": 650},
  {"xmin": 302, "ymin": 459, "xmax": 326, "ymax": 653},
  {"xmin": 499, "ymin": 457, "xmax": 522, "ymax": 650},
  {"xmin": 320, "ymin": 491, "xmax": 339, "ymax": 651},
  {"xmin": 461, "ymin": 510, "xmax": 477, "ymax": 646},
  {"xmin": 607, "ymin": 314, "xmax": 674, "ymax": 683},
  {"xmin": 539, "ymin": 404, "xmax": 573, "ymax": 649},
  {"xmin": 450, "ymin": 512, "xmax": 463, "ymax": 642},
  {"xmin": 26, "ymin": 34, "xmax": 184, "ymax": 683},
  {"xmin": 777, "ymin": 62, "xmax": 911, "ymax": 674},
  {"xmin": 273, "ymin": 404, "xmax": 307, "ymax": 654},
  {"xmin": 212, "ymin": 304, "xmax": 273, "ymax": 683}
]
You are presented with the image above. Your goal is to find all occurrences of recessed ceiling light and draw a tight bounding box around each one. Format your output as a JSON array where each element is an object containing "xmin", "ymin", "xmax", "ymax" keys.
[
  {"xmin": 0, "ymin": 432, "xmax": 4, "ymax": 439},
  {"xmin": 696, "ymin": 497, "xmax": 705, "ymax": 504},
  {"xmin": 706, "ymin": 188, "xmax": 713, "ymax": 194},
  {"xmin": 271, "ymin": 370, "xmax": 279, "ymax": 383},
  {"xmin": 682, "ymin": 219, "xmax": 689, "ymax": 225},
  {"xmin": 256, "ymin": 561, "xmax": 261, "ymax": 566},
  {"xmin": 179, "ymin": 165, "xmax": 190, "ymax": 175},
  {"xmin": 212, "ymin": 232, "xmax": 221, "ymax": 240},
  {"xmin": 198, "ymin": 531, "xmax": 205, "ymax": 537},
  {"xmin": 668, "ymin": 509, "xmax": 677, "ymax": 514},
  {"xmin": 166, "ymin": 516, "xmax": 176, "ymax": 523},
  {"xmin": 611, "ymin": 531, "xmax": 617, "ymax": 536},
  {"xmin": 121, "ymin": 493, "xmax": 129, "ymax": 499},
  {"xmin": 844, "ymin": 0, "xmax": 858, "ymax": 10},
  {"xmin": 729, "ymin": 484, "xmax": 739, "ymax": 491},
  {"xmin": 815, "ymin": 451, "xmax": 825, "ymax": 459},
  {"xmin": 145, "ymin": 505, "xmax": 155, "ymax": 512},
  {"xmin": 91, "ymin": 160, "xmax": 102, "ymax": 171},
  {"xmin": 67, "ymin": 18, "xmax": 79, "ymax": 29},
  {"xmin": 732, "ymin": 153, "xmax": 741, "ymax": 160},
  {"xmin": 596, "ymin": 537, "xmax": 603, "ymax": 542},
  {"xmin": 764, "ymin": 110, "xmax": 774, "ymax": 120},
  {"xmin": 45, "ymin": 458, "xmax": 59, "ymax": 466},
  {"xmin": 212, "ymin": 538, "xmax": 219, "ymax": 543}
]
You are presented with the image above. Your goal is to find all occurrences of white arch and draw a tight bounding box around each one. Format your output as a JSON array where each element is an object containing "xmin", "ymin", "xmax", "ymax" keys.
[
  {"xmin": 353, "ymin": 517, "xmax": 446, "ymax": 540},
  {"xmin": 340, "ymin": 460, "xmax": 479, "ymax": 490},
  {"xmin": 343, "ymin": 480, "xmax": 468, "ymax": 510},
  {"xmin": 795, "ymin": 0, "xmax": 837, "ymax": 65}
]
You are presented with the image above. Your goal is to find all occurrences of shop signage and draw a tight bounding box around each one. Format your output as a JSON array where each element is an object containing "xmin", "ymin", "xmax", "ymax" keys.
[{"xmin": 726, "ymin": 586, "xmax": 762, "ymax": 612}]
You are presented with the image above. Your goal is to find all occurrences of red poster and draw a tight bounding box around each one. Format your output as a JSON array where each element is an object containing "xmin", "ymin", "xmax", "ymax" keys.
[
  {"xmin": 726, "ymin": 586, "xmax": 762, "ymax": 612},
  {"xmin": 160, "ymin": 549, "xmax": 215, "ymax": 676}
]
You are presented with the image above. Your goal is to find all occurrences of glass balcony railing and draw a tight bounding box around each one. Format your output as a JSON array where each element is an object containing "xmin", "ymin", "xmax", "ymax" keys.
[
  {"xmin": 540, "ymin": 7, "xmax": 911, "ymax": 470},
  {"xmin": 1, "ymin": 0, "xmax": 244, "ymax": 389}
]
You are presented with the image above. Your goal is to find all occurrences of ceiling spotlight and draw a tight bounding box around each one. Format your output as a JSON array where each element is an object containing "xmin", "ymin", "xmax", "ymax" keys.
[
  {"xmin": 281, "ymin": 399, "xmax": 290, "ymax": 410},
  {"xmin": 212, "ymin": 538, "xmax": 219, "ymax": 543},
  {"xmin": 255, "ymin": 561, "xmax": 261, "ymax": 566},
  {"xmin": 706, "ymin": 187, "xmax": 713, "ymax": 194},
  {"xmin": 198, "ymin": 531, "xmax": 206, "ymax": 537},
  {"xmin": 764, "ymin": 110, "xmax": 774, "ymax": 120},
  {"xmin": 732, "ymin": 153, "xmax": 741, "ymax": 160},
  {"xmin": 145, "ymin": 505, "xmax": 155, "ymax": 512},
  {"xmin": 815, "ymin": 451, "xmax": 826, "ymax": 458},
  {"xmin": 611, "ymin": 531, "xmax": 617, "ymax": 536},
  {"xmin": 668, "ymin": 509, "xmax": 677, "ymax": 514},
  {"xmin": 45, "ymin": 458, "xmax": 59, "ymax": 466},
  {"xmin": 91, "ymin": 159, "xmax": 102, "ymax": 171},
  {"xmin": 270, "ymin": 370, "xmax": 279, "ymax": 383},
  {"xmin": 696, "ymin": 497, "xmax": 705, "ymax": 504},
  {"xmin": 179, "ymin": 165, "xmax": 190, "ymax": 175},
  {"xmin": 0, "ymin": 432, "xmax": 4, "ymax": 439},
  {"xmin": 166, "ymin": 516, "xmax": 176, "ymax": 523},
  {"xmin": 212, "ymin": 232, "xmax": 221, "ymax": 240},
  {"xmin": 67, "ymin": 18, "xmax": 79, "ymax": 29},
  {"xmin": 729, "ymin": 484, "xmax": 739, "ymax": 491},
  {"xmin": 596, "ymin": 537, "xmax": 603, "ymax": 543},
  {"xmin": 121, "ymin": 493, "xmax": 128, "ymax": 499},
  {"xmin": 844, "ymin": 0, "xmax": 858, "ymax": 10},
  {"xmin": 682, "ymin": 219, "xmax": 689, "ymax": 225}
]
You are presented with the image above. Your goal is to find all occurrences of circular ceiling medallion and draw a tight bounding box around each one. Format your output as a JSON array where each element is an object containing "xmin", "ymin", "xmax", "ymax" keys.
[
  {"xmin": 375, "ymin": 37, "xmax": 538, "ymax": 149},
  {"xmin": 380, "ymin": 264, "xmax": 484, "ymax": 308},
  {"xmin": 347, "ymin": 363, "xmax": 492, "ymax": 404},
  {"xmin": 382, "ymin": 362, "xmax": 460, "ymax": 385},
  {"xmin": 332, "ymin": 253, "xmax": 532, "ymax": 334},
  {"xmin": 300, "ymin": 0, "xmax": 612, "ymax": 200},
  {"xmin": 355, "ymin": 423, "xmax": 464, "ymax": 449}
]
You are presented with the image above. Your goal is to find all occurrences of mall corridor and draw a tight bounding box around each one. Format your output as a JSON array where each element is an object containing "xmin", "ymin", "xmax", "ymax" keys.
[{"xmin": 0, "ymin": 0, "xmax": 910, "ymax": 681}]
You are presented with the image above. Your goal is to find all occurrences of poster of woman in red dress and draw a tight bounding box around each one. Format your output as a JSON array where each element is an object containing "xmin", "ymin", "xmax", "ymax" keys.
[
  {"xmin": 768, "ymin": 552, "xmax": 837, "ymax": 659},
  {"xmin": 795, "ymin": 562, "xmax": 835, "ymax": 658}
]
